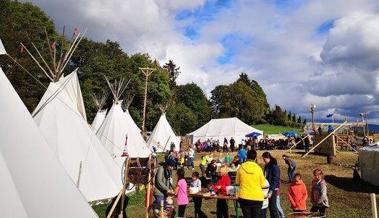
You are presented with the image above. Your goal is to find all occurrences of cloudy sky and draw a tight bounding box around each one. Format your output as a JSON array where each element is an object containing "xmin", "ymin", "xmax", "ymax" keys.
[{"xmin": 26, "ymin": 0, "xmax": 379, "ymax": 122}]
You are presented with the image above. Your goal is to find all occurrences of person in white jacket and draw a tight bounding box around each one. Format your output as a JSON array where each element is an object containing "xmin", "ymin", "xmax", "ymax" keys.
[{"xmin": 261, "ymin": 179, "xmax": 270, "ymax": 217}]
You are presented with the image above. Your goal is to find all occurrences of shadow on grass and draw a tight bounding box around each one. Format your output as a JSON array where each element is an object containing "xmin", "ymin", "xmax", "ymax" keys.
[{"xmin": 324, "ymin": 175, "xmax": 379, "ymax": 194}]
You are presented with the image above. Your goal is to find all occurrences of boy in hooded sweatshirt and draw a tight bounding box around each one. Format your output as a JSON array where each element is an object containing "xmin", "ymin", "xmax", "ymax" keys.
[
  {"xmin": 236, "ymin": 149, "xmax": 266, "ymax": 218},
  {"xmin": 288, "ymin": 173, "xmax": 308, "ymax": 212}
]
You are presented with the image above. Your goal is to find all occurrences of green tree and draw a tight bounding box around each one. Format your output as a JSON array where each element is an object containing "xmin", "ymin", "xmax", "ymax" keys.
[
  {"xmin": 211, "ymin": 73, "xmax": 269, "ymax": 124},
  {"xmin": 167, "ymin": 103, "xmax": 197, "ymax": 135},
  {"xmin": 297, "ymin": 116, "xmax": 302, "ymax": 124},
  {"xmin": 175, "ymin": 83, "xmax": 211, "ymax": 129},
  {"xmin": 0, "ymin": 0, "xmax": 58, "ymax": 111},
  {"xmin": 163, "ymin": 59, "xmax": 180, "ymax": 89}
]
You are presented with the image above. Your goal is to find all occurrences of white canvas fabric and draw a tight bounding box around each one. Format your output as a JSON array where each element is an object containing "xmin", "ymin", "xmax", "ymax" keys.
[
  {"xmin": 189, "ymin": 117, "xmax": 263, "ymax": 144},
  {"xmin": 359, "ymin": 144, "xmax": 379, "ymax": 186},
  {"xmin": 0, "ymin": 38, "xmax": 6, "ymax": 55},
  {"xmin": 148, "ymin": 113, "xmax": 180, "ymax": 152},
  {"xmin": 0, "ymin": 68, "xmax": 98, "ymax": 217},
  {"xmin": 97, "ymin": 103, "xmax": 150, "ymax": 165},
  {"xmin": 33, "ymin": 69, "xmax": 87, "ymax": 121},
  {"xmin": 33, "ymin": 71, "xmax": 121, "ymax": 201},
  {"xmin": 91, "ymin": 109, "xmax": 107, "ymax": 133}
]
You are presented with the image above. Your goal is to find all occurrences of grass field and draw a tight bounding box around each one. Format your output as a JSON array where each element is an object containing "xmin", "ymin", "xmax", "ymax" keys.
[
  {"xmin": 254, "ymin": 124, "xmax": 301, "ymax": 135},
  {"xmin": 93, "ymin": 150, "xmax": 378, "ymax": 218}
]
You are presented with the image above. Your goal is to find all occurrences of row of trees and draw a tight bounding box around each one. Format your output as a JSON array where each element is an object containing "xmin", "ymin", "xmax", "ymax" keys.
[
  {"xmin": 265, "ymin": 105, "xmax": 306, "ymax": 128},
  {"xmin": 0, "ymin": 0, "xmax": 304, "ymax": 136},
  {"xmin": 0, "ymin": 0, "xmax": 211, "ymax": 135}
]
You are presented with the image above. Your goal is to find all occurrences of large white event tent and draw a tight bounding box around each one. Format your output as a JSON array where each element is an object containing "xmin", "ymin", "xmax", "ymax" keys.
[
  {"xmin": 0, "ymin": 67, "xmax": 98, "ymax": 217},
  {"xmin": 188, "ymin": 117, "xmax": 263, "ymax": 144},
  {"xmin": 33, "ymin": 71, "xmax": 121, "ymax": 201},
  {"xmin": 359, "ymin": 144, "xmax": 379, "ymax": 186},
  {"xmin": 148, "ymin": 113, "xmax": 180, "ymax": 152},
  {"xmin": 96, "ymin": 80, "xmax": 150, "ymax": 165}
]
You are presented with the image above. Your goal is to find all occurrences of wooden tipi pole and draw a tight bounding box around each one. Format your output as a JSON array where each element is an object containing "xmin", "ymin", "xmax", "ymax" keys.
[{"xmin": 139, "ymin": 67, "xmax": 155, "ymax": 138}]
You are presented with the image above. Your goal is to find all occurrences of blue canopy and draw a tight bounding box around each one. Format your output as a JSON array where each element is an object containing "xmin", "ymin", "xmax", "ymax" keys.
[
  {"xmin": 245, "ymin": 132, "xmax": 262, "ymax": 138},
  {"xmin": 282, "ymin": 131, "xmax": 297, "ymax": 138}
]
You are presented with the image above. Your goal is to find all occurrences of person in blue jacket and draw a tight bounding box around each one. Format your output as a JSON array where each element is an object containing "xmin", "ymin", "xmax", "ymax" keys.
[
  {"xmin": 262, "ymin": 152, "xmax": 281, "ymax": 218},
  {"xmin": 237, "ymin": 145, "xmax": 247, "ymax": 163}
]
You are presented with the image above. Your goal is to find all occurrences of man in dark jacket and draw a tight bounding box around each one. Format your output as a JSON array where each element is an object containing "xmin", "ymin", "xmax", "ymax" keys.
[
  {"xmin": 230, "ymin": 137, "xmax": 235, "ymax": 152},
  {"xmin": 282, "ymin": 154, "xmax": 297, "ymax": 183},
  {"xmin": 154, "ymin": 160, "xmax": 174, "ymax": 211}
]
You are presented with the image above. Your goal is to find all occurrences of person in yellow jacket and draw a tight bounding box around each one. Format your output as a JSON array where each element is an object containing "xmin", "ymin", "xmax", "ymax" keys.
[{"xmin": 236, "ymin": 149, "xmax": 266, "ymax": 218}]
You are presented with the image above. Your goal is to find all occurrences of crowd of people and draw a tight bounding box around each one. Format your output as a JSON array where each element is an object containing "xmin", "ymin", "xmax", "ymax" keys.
[
  {"xmin": 153, "ymin": 145, "xmax": 329, "ymax": 218},
  {"xmin": 194, "ymin": 136, "xmax": 313, "ymax": 153}
]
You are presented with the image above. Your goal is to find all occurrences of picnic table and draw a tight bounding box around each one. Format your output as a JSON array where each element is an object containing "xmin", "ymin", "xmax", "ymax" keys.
[{"xmin": 189, "ymin": 192, "xmax": 240, "ymax": 217}]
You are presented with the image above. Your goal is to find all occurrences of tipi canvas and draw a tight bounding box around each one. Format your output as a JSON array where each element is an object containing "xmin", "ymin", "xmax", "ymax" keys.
[
  {"xmin": 33, "ymin": 71, "xmax": 121, "ymax": 201},
  {"xmin": 97, "ymin": 102, "xmax": 151, "ymax": 164},
  {"xmin": 148, "ymin": 113, "xmax": 180, "ymax": 152},
  {"xmin": 92, "ymin": 109, "xmax": 107, "ymax": 132},
  {"xmin": 91, "ymin": 93, "xmax": 108, "ymax": 132},
  {"xmin": 0, "ymin": 67, "xmax": 98, "ymax": 217}
]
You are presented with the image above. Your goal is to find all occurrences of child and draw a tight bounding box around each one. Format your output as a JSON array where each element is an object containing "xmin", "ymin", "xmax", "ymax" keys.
[
  {"xmin": 224, "ymin": 152, "xmax": 232, "ymax": 165},
  {"xmin": 191, "ymin": 172, "xmax": 207, "ymax": 218},
  {"xmin": 212, "ymin": 166, "xmax": 231, "ymax": 218},
  {"xmin": 311, "ymin": 169, "xmax": 329, "ymax": 216},
  {"xmin": 175, "ymin": 168, "xmax": 189, "ymax": 218},
  {"xmin": 288, "ymin": 173, "xmax": 308, "ymax": 212}
]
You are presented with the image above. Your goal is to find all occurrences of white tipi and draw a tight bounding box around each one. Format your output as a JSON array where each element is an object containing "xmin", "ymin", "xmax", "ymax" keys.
[
  {"xmin": 0, "ymin": 67, "xmax": 98, "ymax": 217},
  {"xmin": 148, "ymin": 108, "xmax": 180, "ymax": 152},
  {"xmin": 23, "ymin": 30, "xmax": 121, "ymax": 201},
  {"xmin": 33, "ymin": 71, "xmax": 122, "ymax": 201},
  {"xmin": 91, "ymin": 92, "xmax": 107, "ymax": 132},
  {"xmin": 97, "ymin": 79, "xmax": 150, "ymax": 165}
]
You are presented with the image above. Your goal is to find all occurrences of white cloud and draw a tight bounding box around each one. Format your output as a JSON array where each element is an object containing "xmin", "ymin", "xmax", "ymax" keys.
[{"xmin": 23, "ymin": 0, "xmax": 379, "ymax": 122}]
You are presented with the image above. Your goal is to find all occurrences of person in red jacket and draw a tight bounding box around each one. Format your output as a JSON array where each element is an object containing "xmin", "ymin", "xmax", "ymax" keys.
[
  {"xmin": 212, "ymin": 165, "xmax": 231, "ymax": 218},
  {"xmin": 288, "ymin": 173, "xmax": 308, "ymax": 212}
]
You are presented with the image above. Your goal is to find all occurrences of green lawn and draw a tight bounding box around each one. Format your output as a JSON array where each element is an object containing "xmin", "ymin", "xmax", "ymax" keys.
[
  {"xmin": 93, "ymin": 150, "xmax": 378, "ymax": 218},
  {"xmin": 254, "ymin": 124, "xmax": 301, "ymax": 134}
]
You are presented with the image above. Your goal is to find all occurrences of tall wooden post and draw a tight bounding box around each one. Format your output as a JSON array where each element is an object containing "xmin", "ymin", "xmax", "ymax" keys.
[{"xmin": 139, "ymin": 67, "xmax": 155, "ymax": 138}]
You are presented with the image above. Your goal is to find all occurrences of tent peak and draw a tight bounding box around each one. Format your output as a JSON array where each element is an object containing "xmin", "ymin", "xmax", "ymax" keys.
[
  {"xmin": 92, "ymin": 90, "xmax": 108, "ymax": 111},
  {"xmin": 21, "ymin": 28, "xmax": 86, "ymax": 82},
  {"xmin": 105, "ymin": 77, "xmax": 130, "ymax": 103}
]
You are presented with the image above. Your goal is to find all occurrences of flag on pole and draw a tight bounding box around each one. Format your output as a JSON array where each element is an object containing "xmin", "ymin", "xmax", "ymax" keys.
[
  {"xmin": 72, "ymin": 27, "xmax": 78, "ymax": 38},
  {"xmin": 0, "ymin": 38, "xmax": 7, "ymax": 55},
  {"xmin": 326, "ymin": 108, "xmax": 335, "ymax": 118}
]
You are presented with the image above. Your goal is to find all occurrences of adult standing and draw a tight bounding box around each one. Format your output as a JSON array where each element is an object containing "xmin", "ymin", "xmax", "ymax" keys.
[
  {"xmin": 282, "ymin": 155, "xmax": 297, "ymax": 183},
  {"xmin": 154, "ymin": 160, "xmax": 174, "ymax": 211},
  {"xmin": 237, "ymin": 145, "xmax": 247, "ymax": 163},
  {"xmin": 236, "ymin": 149, "xmax": 266, "ymax": 218},
  {"xmin": 188, "ymin": 146, "xmax": 195, "ymax": 170},
  {"xmin": 230, "ymin": 137, "xmax": 235, "ymax": 152},
  {"xmin": 262, "ymin": 152, "xmax": 281, "ymax": 218},
  {"xmin": 200, "ymin": 154, "xmax": 210, "ymax": 176}
]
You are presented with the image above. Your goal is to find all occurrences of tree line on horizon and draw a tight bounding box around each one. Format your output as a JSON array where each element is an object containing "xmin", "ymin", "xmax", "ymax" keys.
[{"xmin": 0, "ymin": 0, "xmax": 305, "ymax": 135}]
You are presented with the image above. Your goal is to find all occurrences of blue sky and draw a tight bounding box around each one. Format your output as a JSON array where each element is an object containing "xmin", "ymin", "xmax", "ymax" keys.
[{"xmin": 28, "ymin": 0, "xmax": 379, "ymax": 122}]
